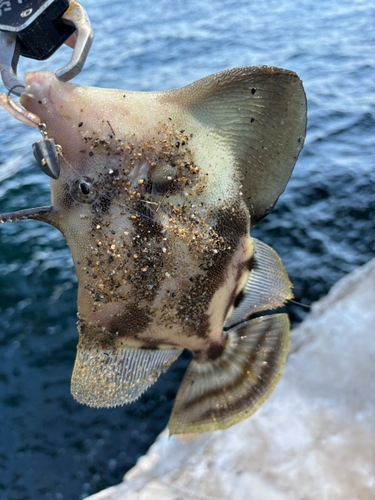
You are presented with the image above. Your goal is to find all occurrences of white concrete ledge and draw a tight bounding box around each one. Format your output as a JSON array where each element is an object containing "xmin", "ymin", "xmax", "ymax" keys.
[{"xmin": 88, "ymin": 258, "xmax": 375, "ymax": 500}]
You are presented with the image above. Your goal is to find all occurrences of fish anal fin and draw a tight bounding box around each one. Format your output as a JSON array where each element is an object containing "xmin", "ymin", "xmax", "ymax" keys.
[
  {"xmin": 168, "ymin": 313, "xmax": 290, "ymax": 435},
  {"xmin": 71, "ymin": 346, "xmax": 183, "ymax": 408},
  {"xmin": 225, "ymin": 238, "xmax": 293, "ymax": 327}
]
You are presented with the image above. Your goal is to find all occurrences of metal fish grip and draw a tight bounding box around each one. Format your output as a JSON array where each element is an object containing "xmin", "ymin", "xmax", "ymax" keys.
[{"xmin": 0, "ymin": 0, "xmax": 93, "ymax": 95}]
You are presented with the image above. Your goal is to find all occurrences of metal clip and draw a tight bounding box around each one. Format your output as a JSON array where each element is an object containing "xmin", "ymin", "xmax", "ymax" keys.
[
  {"xmin": 0, "ymin": 0, "xmax": 93, "ymax": 96},
  {"xmin": 55, "ymin": 0, "xmax": 94, "ymax": 82},
  {"xmin": 32, "ymin": 124, "xmax": 61, "ymax": 180}
]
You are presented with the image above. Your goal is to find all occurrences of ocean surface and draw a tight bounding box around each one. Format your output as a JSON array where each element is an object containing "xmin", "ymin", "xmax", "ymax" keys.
[{"xmin": 0, "ymin": 0, "xmax": 374, "ymax": 498}]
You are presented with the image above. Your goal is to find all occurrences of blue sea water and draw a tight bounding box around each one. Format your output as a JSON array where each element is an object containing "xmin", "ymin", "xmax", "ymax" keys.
[{"xmin": 0, "ymin": 0, "xmax": 374, "ymax": 498}]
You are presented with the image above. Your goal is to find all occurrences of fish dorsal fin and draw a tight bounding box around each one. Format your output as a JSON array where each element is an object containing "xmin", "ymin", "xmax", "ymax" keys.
[
  {"xmin": 169, "ymin": 313, "xmax": 290, "ymax": 435},
  {"xmin": 175, "ymin": 66, "xmax": 307, "ymax": 226},
  {"xmin": 225, "ymin": 238, "xmax": 293, "ymax": 328},
  {"xmin": 71, "ymin": 346, "xmax": 183, "ymax": 408}
]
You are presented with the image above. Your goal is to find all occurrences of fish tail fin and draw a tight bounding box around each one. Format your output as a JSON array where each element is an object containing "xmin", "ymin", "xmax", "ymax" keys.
[{"xmin": 169, "ymin": 313, "xmax": 290, "ymax": 435}]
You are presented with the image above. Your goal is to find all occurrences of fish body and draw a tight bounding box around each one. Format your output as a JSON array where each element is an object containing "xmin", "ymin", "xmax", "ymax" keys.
[{"xmin": 0, "ymin": 67, "xmax": 306, "ymax": 434}]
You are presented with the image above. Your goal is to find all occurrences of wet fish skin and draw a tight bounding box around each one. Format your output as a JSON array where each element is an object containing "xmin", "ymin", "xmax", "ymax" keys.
[{"xmin": 0, "ymin": 67, "xmax": 306, "ymax": 433}]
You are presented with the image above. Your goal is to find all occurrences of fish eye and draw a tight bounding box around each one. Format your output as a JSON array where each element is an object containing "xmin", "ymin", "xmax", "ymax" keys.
[
  {"xmin": 71, "ymin": 177, "xmax": 98, "ymax": 204},
  {"xmin": 150, "ymin": 165, "xmax": 176, "ymax": 193},
  {"xmin": 80, "ymin": 182, "xmax": 90, "ymax": 195}
]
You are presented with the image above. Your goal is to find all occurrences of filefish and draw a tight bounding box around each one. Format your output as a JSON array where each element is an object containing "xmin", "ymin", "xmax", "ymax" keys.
[{"xmin": 0, "ymin": 67, "xmax": 306, "ymax": 434}]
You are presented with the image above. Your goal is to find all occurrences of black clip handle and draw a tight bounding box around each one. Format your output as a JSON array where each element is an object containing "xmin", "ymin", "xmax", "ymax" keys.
[
  {"xmin": 0, "ymin": 0, "xmax": 75, "ymax": 61},
  {"xmin": 0, "ymin": 0, "xmax": 93, "ymax": 95}
]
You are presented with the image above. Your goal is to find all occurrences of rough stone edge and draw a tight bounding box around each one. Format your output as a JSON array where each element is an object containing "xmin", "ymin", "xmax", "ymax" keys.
[{"xmin": 290, "ymin": 257, "xmax": 375, "ymax": 353}]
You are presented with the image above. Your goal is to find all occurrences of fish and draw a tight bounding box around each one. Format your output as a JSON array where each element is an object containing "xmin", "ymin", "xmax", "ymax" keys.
[{"xmin": 0, "ymin": 66, "xmax": 306, "ymax": 434}]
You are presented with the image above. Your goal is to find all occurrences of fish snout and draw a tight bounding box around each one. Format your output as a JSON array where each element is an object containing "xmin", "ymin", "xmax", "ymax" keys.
[{"xmin": 21, "ymin": 71, "xmax": 56, "ymax": 109}]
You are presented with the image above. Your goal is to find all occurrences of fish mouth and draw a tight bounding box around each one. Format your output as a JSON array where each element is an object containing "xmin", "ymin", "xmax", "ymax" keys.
[
  {"xmin": 21, "ymin": 71, "xmax": 58, "ymax": 113},
  {"xmin": 20, "ymin": 71, "xmax": 80, "ymax": 150}
]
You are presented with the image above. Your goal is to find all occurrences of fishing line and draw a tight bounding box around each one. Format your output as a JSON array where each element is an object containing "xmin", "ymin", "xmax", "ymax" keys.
[
  {"xmin": 289, "ymin": 299, "xmax": 311, "ymax": 310},
  {"xmin": 7, "ymin": 85, "xmax": 26, "ymax": 97}
]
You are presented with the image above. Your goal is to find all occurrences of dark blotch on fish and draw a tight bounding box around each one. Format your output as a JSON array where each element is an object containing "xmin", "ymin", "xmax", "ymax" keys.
[{"xmin": 109, "ymin": 305, "xmax": 152, "ymax": 337}]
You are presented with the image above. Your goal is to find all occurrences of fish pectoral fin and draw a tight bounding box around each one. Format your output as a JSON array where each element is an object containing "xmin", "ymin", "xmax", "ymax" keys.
[
  {"xmin": 225, "ymin": 238, "xmax": 293, "ymax": 327},
  {"xmin": 177, "ymin": 66, "xmax": 306, "ymax": 226},
  {"xmin": 168, "ymin": 313, "xmax": 290, "ymax": 435},
  {"xmin": 71, "ymin": 346, "xmax": 183, "ymax": 408}
]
